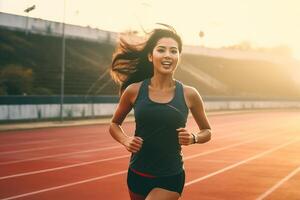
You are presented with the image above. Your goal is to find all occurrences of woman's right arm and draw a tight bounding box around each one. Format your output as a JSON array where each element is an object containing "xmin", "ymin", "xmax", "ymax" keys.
[{"xmin": 109, "ymin": 83, "xmax": 143, "ymax": 153}]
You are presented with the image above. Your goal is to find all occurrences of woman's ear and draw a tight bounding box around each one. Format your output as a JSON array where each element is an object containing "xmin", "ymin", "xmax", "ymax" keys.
[{"xmin": 148, "ymin": 53, "xmax": 153, "ymax": 62}]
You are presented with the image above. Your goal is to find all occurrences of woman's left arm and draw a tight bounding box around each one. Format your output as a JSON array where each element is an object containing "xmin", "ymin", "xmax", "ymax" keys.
[{"xmin": 177, "ymin": 87, "xmax": 212, "ymax": 145}]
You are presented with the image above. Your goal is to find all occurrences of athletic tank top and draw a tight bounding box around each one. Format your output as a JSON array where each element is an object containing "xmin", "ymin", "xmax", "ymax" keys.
[{"xmin": 130, "ymin": 78, "xmax": 189, "ymax": 176}]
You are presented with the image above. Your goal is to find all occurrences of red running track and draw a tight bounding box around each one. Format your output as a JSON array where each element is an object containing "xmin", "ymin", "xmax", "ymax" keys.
[{"xmin": 0, "ymin": 110, "xmax": 300, "ymax": 200}]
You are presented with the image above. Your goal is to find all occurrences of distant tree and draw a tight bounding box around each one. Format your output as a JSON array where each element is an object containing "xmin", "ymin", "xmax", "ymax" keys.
[
  {"xmin": 199, "ymin": 31, "xmax": 205, "ymax": 47},
  {"xmin": 0, "ymin": 65, "xmax": 33, "ymax": 95},
  {"xmin": 223, "ymin": 41, "xmax": 252, "ymax": 51},
  {"xmin": 223, "ymin": 42, "xmax": 292, "ymax": 58},
  {"xmin": 268, "ymin": 45, "xmax": 292, "ymax": 57}
]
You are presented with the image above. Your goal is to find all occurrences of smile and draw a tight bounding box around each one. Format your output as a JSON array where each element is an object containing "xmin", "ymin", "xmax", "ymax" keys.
[{"xmin": 161, "ymin": 61, "xmax": 172, "ymax": 65}]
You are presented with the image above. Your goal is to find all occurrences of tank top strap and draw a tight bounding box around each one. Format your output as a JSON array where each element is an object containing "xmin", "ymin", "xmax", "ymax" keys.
[
  {"xmin": 171, "ymin": 80, "xmax": 189, "ymax": 114},
  {"xmin": 134, "ymin": 78, "xmax": 150, "ymax": 105},
  {"xmin": 173, "ymin": 80, "xmax": 185, "ymax": 103}
]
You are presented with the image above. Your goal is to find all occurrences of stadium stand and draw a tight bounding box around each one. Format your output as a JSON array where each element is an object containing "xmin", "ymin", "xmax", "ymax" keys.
[
  {"xmin": 181, "ymin": 54, "xmax": 300, "ymax": 99},
  {"xmin": 1, "ymin": 26, "xmax": 300, "ymax": 100},
  {"xmin": 0, "ymin": 27, "xmax": 118, "ymax": 95}
]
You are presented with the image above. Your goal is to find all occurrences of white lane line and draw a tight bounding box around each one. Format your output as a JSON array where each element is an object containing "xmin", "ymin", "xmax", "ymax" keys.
[
  {"xmin": 1, "ymin": 136, "xmax": 297, "ymax": 200},
  {"xmin": 184, "ymin": 138, "xmax": 299, "ymax": 186},
  {"xmin": 255, "ymin": 165, "xmax": 300, "ymax": 200},
  {"xmin": 0, "ymin": 155, "xmax": 130, "ymax": 180},
  {"xmin": 0, "ymin": 141, "xmax": 106, "ymax": 155},
  {"xmin": 0, "ymin": 130, "xmax": 240, "ymax": 156},
  {"xmin": 183, "ymin": 133, "xmax": 280, "ymax": 160},
  {"xmin": 0, "ymin": 125, "xmax": 254, "ymax": 166},
  {"xmin": 199, "ymin": 116, "xmax": 294, "ymax": 141},
  {"xmin": 0, "ymin": 133, "xmax": 108, "ymax": 147},
  {"xmin": 0, "ymin": 133, "xmax": 261, "ymax": 179},
  {"xmin": 0, "ymin": 129, "xmax": 283, "ymax": 181},
  {"xmin": 199, "ymin": 159, "xmax": 232, "ymax": 164},
  {"xmin": 0, "ymin": 145, "xmax": 123, "ymax": 165},
  {"xmin": 0, "ymin": 114, "xmax": 284, "ymax": 156},
  {"xmin": 0, "ymin": 140, "xmax": 59, "ymax": 147},
  {"xmin": 0, "ymin": 170, "xmax": 128, "ymax": 200},
  {"xmin": 0, "ymin": 114, "xmax": 265, "ymax": 148},
  {"xmin": 0, "ymin": 133, "xmax": 236, "ymax": 156}
]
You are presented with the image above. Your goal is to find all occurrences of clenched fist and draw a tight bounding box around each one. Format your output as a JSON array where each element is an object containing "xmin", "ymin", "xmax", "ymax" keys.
[
  {"xmin": 177, "ymin": 127, "xmax": 194, "ymax": 146},
  {"xmin": 123, "ymin": 136, "xmax": 143, "ymax": 153}
]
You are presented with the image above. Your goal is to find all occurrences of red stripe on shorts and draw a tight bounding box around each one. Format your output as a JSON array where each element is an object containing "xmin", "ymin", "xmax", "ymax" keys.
[{"xmin": 130, "ymin": 168, "xmax": 156, "ymax": 178}]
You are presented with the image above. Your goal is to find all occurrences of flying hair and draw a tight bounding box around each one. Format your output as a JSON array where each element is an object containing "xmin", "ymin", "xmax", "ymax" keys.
[{"xmin": 110, "ymin": 23, "xmax": 182, "ymax": 95}]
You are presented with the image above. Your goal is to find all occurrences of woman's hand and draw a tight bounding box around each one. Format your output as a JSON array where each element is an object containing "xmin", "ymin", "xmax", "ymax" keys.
[
  {"xmin": 123, "ymin": 136, "xmax": 143, "ymax": 153},
  {"xmin": 177, "ymin": 127, "xmax": 194, "ymax": 146}
]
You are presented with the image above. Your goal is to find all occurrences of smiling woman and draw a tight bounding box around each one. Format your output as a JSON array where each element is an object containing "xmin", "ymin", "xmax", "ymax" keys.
[
  {"xmin": 148, "ymin": 38, "xmax": 179, "ymax": 76},
  {"xmin": 108, "ymin": 25, "xmax": 212, "ymax": 200}
]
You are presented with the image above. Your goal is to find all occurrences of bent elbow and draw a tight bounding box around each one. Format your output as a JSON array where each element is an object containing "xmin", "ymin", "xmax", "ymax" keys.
[
  {"xmin": 207, "ymin": 134, "xmax": 211, "ymax": 142},
  {"xmin": 108, "ymin": 122, "xmax": 116, "ymax": 136},
  {"xmin": 109, "ymin": 121, "xmax": 121, "ymax": 137},
  {"xmin": 204, "ymin": 129, "xmax": 212, "ymax": 143}
]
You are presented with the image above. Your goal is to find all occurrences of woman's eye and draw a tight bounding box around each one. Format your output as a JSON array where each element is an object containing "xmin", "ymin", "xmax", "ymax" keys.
[
  {"xmin": 171, "ymin": 50, "xmax": 178, "ymax": 54},
  {"xmin": 157, "ymin": 49, "xmax": 164, "ymax": 53}
]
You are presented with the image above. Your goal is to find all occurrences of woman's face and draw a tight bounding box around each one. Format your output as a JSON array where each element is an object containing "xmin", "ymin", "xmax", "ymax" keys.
[{"xmin": 148, "ymin": 37, "xmax": 180, "ymax": 75}]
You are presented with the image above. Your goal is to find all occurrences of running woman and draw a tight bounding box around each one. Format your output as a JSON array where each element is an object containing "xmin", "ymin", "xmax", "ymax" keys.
[{"xmin": 109, "ymin": 24, "xmax": 212, "ymax": 200}]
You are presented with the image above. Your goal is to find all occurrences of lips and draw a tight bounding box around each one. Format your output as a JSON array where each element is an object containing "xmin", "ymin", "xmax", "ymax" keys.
[
  {"xmin": 161, "ymin": 61, "xmax": 172, "ymax": 65},
  {"xmin": 161, "ymin": 61, "xmax": 172, "ymax": 68}
]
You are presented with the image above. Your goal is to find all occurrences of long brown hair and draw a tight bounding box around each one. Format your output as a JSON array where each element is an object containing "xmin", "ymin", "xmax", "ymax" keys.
[{"xmin": 110, "ymin": 25, "xmax": 182, "ymax": 94}]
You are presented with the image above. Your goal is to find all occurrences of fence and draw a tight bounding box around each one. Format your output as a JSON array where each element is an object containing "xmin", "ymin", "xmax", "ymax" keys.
[{"xmin": 1, "ymin": 96, "xmax": 300, "ymax": 122}]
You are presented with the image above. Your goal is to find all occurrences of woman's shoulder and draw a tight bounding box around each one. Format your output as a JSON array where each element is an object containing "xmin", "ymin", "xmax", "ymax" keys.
[
  {"xmin": 122, "ymin": 81, "xmax": 143, "ymax": 103},
  {"xmin": 181, "ymin": 83, "xmax": 204, "ymax": 108},
  {"xmin": 181, "ymin": 83, "xmax": 200, "ymax": 98},
  {"xmin": 125, "ymin": 81, "xmax": 143, "ymax": 94}
]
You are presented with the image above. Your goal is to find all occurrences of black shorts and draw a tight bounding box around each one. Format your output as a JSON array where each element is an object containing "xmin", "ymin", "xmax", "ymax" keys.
[{"xmin": 127, "ymin": 168, "xmax": 185, "ymax": 197}]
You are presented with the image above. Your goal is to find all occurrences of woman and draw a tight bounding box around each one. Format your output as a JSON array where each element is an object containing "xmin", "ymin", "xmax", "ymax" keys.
[{"xmin": 109, "ymin": 25, "xmax": 212, "ymax": 200}]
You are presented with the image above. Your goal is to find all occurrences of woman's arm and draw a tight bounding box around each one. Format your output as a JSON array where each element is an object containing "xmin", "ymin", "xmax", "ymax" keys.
[
  {"xmin": 178, "ymin": 86, "xmax": 212, "ymax": 145},
  {"xmin": 109, "ymin": 83, "xmax": 143, "ymax": 153},
  {"xmin": 189, "ymin": 87, "xmax": 211, "ymax": 144}
]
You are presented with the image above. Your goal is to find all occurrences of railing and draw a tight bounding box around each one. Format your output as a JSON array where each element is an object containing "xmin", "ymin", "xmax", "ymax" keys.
[{"xmin": 0, "ymin": 95, "xmax": 300, "ymax": 122}]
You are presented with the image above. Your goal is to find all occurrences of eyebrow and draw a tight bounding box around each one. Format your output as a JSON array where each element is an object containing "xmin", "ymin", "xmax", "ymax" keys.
[{"xmin": 156, "ymin": 46, "xmax": 178, "ymax": 50}]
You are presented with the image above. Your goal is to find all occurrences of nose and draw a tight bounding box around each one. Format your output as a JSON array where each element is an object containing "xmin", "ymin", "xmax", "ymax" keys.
[{"xmin": 164, "ymin": 50, "xmax": 171, "ymax": 58}]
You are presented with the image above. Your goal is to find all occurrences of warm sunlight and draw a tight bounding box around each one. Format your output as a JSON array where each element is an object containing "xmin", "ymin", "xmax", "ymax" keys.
[
  {"xmin": 1, "ymin": 2, "xmax": 300, "ymax": 199},
  {"xmin": 1, "ymin": 0, "xmax": 300, "ymax": 59}
]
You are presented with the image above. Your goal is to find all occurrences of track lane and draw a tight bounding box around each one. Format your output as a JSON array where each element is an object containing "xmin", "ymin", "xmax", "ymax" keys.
[
  {"xmin": 261, "ymin": 167, "xmax": 300, "ymax": 200},
  {"xmin": 183, "ymin": 135, "xmax": 300, "ymax": 200},
  {"xmin": 0, "ymin": 115, "xmax": 288, "ymax": 178},
  {"xmin": 0, "ymin": 110, "xmax": 299, "ymax": 199}
]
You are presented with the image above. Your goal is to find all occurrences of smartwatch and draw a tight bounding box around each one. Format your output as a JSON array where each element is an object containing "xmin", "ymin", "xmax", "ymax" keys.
[{"xmin": 192, "ymin": 133, "xmax": 198, "ymax": 144}]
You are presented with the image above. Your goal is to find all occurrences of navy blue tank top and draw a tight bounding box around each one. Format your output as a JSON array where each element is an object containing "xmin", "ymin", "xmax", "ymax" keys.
[{"xmin": 130, "ymin": 78, "xmax": 189, "ymax": 176}]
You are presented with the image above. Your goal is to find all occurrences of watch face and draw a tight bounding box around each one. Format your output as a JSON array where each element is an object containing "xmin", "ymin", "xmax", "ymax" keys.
[{"xmin": 192, "ymin": 133, "xmax": 197, "ymax": 143}]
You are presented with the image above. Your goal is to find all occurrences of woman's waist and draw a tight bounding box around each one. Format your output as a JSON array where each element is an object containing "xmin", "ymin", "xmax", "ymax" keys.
[
  {"xmin": 128, "ymin": 166, "xmax": 184, "ymax": 178},
  {"xmin": 130, "ymin": 153, "xmax": 184, "ymax": 176}
]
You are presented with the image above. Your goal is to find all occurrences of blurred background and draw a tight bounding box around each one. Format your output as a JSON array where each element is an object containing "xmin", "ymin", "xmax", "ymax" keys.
[{"xmin": 0, "ymin": 0, "xmax": 300, "ymax": 122}]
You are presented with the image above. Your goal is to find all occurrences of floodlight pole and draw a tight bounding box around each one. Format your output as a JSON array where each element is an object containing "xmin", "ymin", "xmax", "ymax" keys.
[
  {"xmin": 199, "ymin": 31, "xmax": 205, "ymax": 47},
  {"xmin": 24, "ymin": 5, "xmax": 35, "ymax": 35},
  {"xmin": 60, "ymin": 0, "xmax": 66, "ymax": 122}
]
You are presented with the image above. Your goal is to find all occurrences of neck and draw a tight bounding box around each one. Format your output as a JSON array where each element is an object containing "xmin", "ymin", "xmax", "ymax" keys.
[{"xmin": 150, "ymin": 74, "xmax": 175, "ymax": 90}]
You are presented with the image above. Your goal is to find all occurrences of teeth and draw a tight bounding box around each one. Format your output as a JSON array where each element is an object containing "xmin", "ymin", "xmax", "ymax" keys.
[{"xmin": 162, "ymin": 61, "xmax": 172, "ymax": 65}]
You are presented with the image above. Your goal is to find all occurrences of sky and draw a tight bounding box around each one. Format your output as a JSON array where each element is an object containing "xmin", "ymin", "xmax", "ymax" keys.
[{"xmin": 1, "ymin": 0, "xmax": 300, "ymax": 60}]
